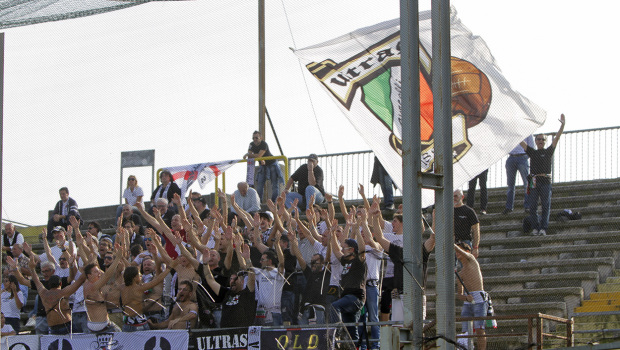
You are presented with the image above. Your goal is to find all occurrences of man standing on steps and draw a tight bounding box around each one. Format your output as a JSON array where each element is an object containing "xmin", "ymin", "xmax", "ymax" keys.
[
  {"xmin": 521, "ymin": 114, "xmax": 566, "ymax": 236},
  {"xmin": 450, "ymin": 189, "xmax": 480, "ymax": 258},
  {"xmin": 503, "ymin": 135, "xmax": 535, "ymax": 215},
  {"xmin": 455, "ymin": 242, "xmax": 488, "ymax": 350}
]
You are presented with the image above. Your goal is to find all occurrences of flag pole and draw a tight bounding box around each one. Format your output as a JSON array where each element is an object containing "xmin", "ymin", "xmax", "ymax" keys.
[
  {"xmin": 432, "ymin": 0, "xmax": 456, "ymax": 348},
  {"xmin": 400, "ymin": 1, "xmax": 424, "ymax": 349}
]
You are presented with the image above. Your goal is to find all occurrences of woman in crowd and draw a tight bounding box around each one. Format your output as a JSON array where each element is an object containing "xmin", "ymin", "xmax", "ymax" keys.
[
  {"xmin": 1, "ymin": 275, "xmax": 24, "ymax": 333},
  {"xmin": 116, "ymin": 175, "xmax": 144, "ymax": 218}
]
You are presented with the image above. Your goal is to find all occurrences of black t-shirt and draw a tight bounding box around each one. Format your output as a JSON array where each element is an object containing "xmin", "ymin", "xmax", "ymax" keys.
[
  {"xmin": 454, "ymin": 205, "xmax": 479, "ymax": 243},
  {"xmin": 388, "ymin": 243, "xmax": 430, "ymax": 291},
  {"xmin": 196, "ymin": 264, "xmax": 228, "ymax": 304},
  {"xmin": 302, "ymin": 265, "xmax": 331, "ymax": 306},
  {"xmin": 282, "ymin": 249, "xmax": 297, "ymax": 292},
  {"xmin": 249, "ymin": 141, "xmax": 275, "ymax": 165},
  {"xmin": 30, "ymin": 277, "xmax": 70, "ymax": 317},
  {"xmin": 291, "ymin": 164, "xmax": 325, "ymax": 196},
  {"xmin": 219, "ymin": 286, "xmax": 256, "ymax": 328},
  {"xmin": 339, "ymin": 256, "xmax": 367, "ymax": 301},
  {"xmin": 526, "ymin": 145, "xmax": 555, "ymax": 183}
]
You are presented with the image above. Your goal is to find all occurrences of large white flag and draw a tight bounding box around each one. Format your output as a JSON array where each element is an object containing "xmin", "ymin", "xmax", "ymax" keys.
[
  {"xmin": 293, "ymin": 7, "xmax": 546, "ymax": 200},
  {"xmin": 167, "ymin": 159, "xmax": 239, "ymax": 202}
]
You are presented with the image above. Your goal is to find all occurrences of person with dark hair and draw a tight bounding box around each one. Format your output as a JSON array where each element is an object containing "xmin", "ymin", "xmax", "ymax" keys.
[
  {"xmin": 47, "ymin": 187, "xmax": 79, "ymax": 240},
  {"xmin": 244, "ymin": 131, "xmax": 284, "ymax": 203},
  {"xmin": 520, "ymin": 114, "xmax": 566, "ymax": 236},
  {"xmin": 455, "ymin": 242, "xmax": 489, "ymax": 350},
  {"xmin": 188, "ymin": 191, "xmax": 210, "ymax": 221},
  {"xmin": 150, "ymin": 170, "xmax": 181, "ymax": 213},
  {"xmin": 1, "ymin": 275, "xmax": 24, "ymax": 333},
  {"xmin": 1, "ymin": 312, "xmax": 16, "ymax": 336},
  {"xmin": 7, "ymin": 257, "xmax": 71, "ymax": 335},
  {"xmin": 148, "ymin": 280, "xmax": 198, "ymax": 330},
  {"xmin": 26, "ymin": 256, "xmax": 86, "ymax": 335},
  {"xmin": 329, "ymin": 222, "xmax": 367, "ymax": 342},
  {"xmin": 284, "ymin": 153, "xmax": 326, "ymax": 209},
  {"xmin": 121, "ymin": 260, "xmax": 176, "ymax": 331},
  {"xmin": 450, "ymin": 189, "xmax": 480, "ymax": 258},
  {"xmin": 254, "ymin": 231, "xmax": 285, "ymax": 326},
  {"xmin": 83, "ymin": 248, "xmax": 123, "ymax": 333}
]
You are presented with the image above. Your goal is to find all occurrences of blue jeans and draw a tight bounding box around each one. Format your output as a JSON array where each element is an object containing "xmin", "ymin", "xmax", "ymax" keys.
[
  {"xmin": 285, "ymin": 186, "xmax": 325, "ymax": 210},
  {"xmin": 467, "ymin": 170, "xmax": 488, "ymax": 211},
  {"xmin": 35, "ymin": 315, "xmax": 49, "ymax": 335},
  {"xmin": 528, "ymin": 181, "xmax": 552, "ymax": 230},
  {"xmin": 281, "ymin": 290, "xmax": 296, "ymax": 324},
  {"xmin": 505, "ymin": 155, "xmax": 529, "ymax": 210},
  {"xmin": 358, "ymin": 285, "xmax": 380, "ymax": 350},
  {"xmin": 256, "ymin": 163, "xmax": 284, "ymax": 202},
  {"xmin": 461, "ymin": 301, "xmax": 489, "ymax": 332},
  {"xmin": 330, "ymin": 294, "xmax": 364, "ymax": 342}
]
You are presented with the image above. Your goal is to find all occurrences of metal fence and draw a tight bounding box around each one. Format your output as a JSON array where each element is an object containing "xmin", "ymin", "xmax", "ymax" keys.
[{"xmin": 289, "ymin": 126, "xmax": 620, "ymax": 200}]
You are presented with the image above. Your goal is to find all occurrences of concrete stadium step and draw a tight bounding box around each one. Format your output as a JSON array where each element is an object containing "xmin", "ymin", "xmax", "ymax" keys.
[
  {"xmin": 478, "ymin": 216, "xmax": 620, "ymax": 237},
  {"xmin": 572, "ymin": 313, "xmax": 620, "ymax": 324},
  {"xmin": 481, "ymin": 178, "xmax": 620, "ymax": 203},
  {"xmin": 477, "ymin": 230, "xmax": 620, "ymax": 253},
  {"xmin": 426, "ymin": 301, "xmax": 567, "ymax": 319},
  {"xmin": 591, "ymin": 291, "xmax": 620, "ymax": 300},
  {"xmin": 598, "ymin": 284, "xmax": 620, "ymax": 293}
]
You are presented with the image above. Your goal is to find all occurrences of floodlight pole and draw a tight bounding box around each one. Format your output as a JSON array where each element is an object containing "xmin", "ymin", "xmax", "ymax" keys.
[
  {"xmin": 258, "ymin": 0, "xmax": 266, "ymax": 140},
  {"xmin": 400, "ymin": 0, "xmax": 424, "ymax": 349},
  {"xmin": 432, "ymin": 0, "xmax": 456, "ymax": 348}
]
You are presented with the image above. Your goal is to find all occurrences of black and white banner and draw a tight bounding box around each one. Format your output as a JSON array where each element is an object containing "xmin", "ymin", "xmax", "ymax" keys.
[
  {"xmin": 0, "ymin": 334, "xmax": 40, "ymax": 350},
  {"xmin": 192, "ymin": 327, "xmax": 337, "ymax": 350},
  {"xmin": 40, "ymin": 330, "xmax": 188, "ymax": 350},
  {"xmin": 192, "ymin": 327, "xmax": 252, "ymax": 350}
]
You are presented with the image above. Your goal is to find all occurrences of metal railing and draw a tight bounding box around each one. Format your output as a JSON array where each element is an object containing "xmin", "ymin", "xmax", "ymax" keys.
[
  {"xmin": 422, "ymin": 313, "xmax": 574, "ymax": 350},
  {"xmin": 289, "ymin": 126, "xmax": 620, "ymax": 201}
]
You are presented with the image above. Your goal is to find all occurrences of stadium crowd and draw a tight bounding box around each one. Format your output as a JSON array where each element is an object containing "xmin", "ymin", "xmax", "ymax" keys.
[{"xmin": 0, "ymin": 121, "xmax": 565, "ymax": 350}]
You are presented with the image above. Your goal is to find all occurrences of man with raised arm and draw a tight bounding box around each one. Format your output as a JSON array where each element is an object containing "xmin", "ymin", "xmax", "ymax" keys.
[
  {"xmin": 148, "ymin": 280, "xmax": 198, "ymax": 330},
  {"xmin": 121, "ymin": 258, "xmax": 176, "ymax": 331},
  {"xmin": 284, "ymin": 153, "xmax": 326, "ymax": 209},
  {"xmin": 26, "ymin": 255, "xmax": 86, "ymax": 335},
  {"xmin": 455, "ymin": 242, "xmax": 488, "ymax": 350},
  {"xmin": 83, "ymin": 246, "xmax": 123, "ymax": 333},
  {"xmin": 521, "ymin": 113, "xmax": 566, "ymax": 236},
  {"xmin": 328, "ymin": 215, "xmax": 367, "ymax": 343}
]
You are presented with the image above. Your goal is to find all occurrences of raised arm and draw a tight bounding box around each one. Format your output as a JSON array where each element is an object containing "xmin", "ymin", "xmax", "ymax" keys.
[
  {"xmin": 325, "ymin": 193, "xmax": 336, "ymax": 224},
  {"xmin": 140, "ymin": 260, "xmax": 177, "ymax": 292},
  {"xmin": 330, "ymin": 225, "xmax": 344, "ymax": 261},
  {"xmin": 153, "ymin": 207, "xmax": 177, "ymax": 244},
  {"xmin": 287, "ymin": 230, "xmax": 306, "ymax": 270},
  {"xmin": 273, "ymin": 231, "xmax": 285, "ymax": 274},
  {"xmin": 146, "ymin": 229, "xmax": 173, "ymax": 265},
  {"xmin": 93, "ymin": 246, "xmax": 123, "ymax": 290},
  {"xmin": 136, "ymin": 202, "xmax": 163, "ymax": 232},
  {"xmin": 551, "ymin": 113, "xmax": 565, "ymax": 148},
  {"xmin": 358, "ymin": 209, "xmax": 380, "ymax": 251},
  {"xmin": 358, "ymin": 184, "xmax": 371, "ymax": 212},
  {"xmin": 6, "ymin": 256, "xmax": 31, "ymax": 288},
  {"xmin": 337, "ymin": 185, "xmax": 349, "ymax": 217},
  {"xmin": 217, "ymin": 189, "xmax": 228, "ymax": 225},
  {"xmin": 175, "ymin": 232, "xmax": 200, "ymax": 270}
]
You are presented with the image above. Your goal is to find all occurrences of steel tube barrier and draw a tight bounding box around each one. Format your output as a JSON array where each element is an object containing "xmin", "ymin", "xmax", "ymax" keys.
[{"xmin": 289, "ymin": 126, "xmax": 620, "ymax": 200}]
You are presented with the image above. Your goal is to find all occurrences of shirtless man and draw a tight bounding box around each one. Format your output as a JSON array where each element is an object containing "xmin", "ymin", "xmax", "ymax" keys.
[
  {"xmin": 83, "ymin": 247, "xmax": 123, "ymax": 333},
  {"xmin": 27, "ymin": 255, "xmax": 86, "ymax": 335},
  {"xmin": 141, "ymin": 257, "xmax": 167, "ymax": 321},
  {"xmin": 99, "ymin": 250, "xmax": 125, "ymax": 328},
  {"xmin": 121, "ymin": 259, "xmax": 176, "ymax": 331},
  {"xmin": 455, "ymin": 242, "xmax": 488, "ymax": 350},
  {"xmin": 148, "ymin": 280, "xmax": 198, "ymax": 330},
  {"xmin": 147, "ymin": 228, "xmax": 200, "ymax": 299}
]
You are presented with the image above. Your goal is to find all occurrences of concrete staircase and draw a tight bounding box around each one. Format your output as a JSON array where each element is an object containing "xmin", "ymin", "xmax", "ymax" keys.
[{"xmin": 424, "ymin": 178, "xmax": 620, "ymax": 349}]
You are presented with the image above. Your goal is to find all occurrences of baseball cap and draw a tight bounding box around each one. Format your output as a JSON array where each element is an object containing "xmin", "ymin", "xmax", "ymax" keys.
[
  {"xmin": 52, "ymin": 226, "xmax": 66, "ymax": 233},
  {"xmin": 308, "ymin": 154, "xmax": 318, "ymax": 161},
  {"xmin": 259, "ymin": 211, "xmax": 274, "ymax": 221}
]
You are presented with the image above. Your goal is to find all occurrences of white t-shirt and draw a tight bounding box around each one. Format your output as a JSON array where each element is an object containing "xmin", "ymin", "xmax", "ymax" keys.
[
  {"xmin": 39, "ymin": 241, "xmax": 76, "ymax": 264},
  {"xmin": 1, "ymin": 290, "xmax": 24, "ymax": 318},
  {"xmin": 383, "ymin": 232, "xmax": 404, "ymax": 278},
  {"xmin": 1, "ymin": 324, "xmax": 15, "ymax": 334},
  {"xmin": 364, "ymin": 245, "xmax": 384, "ymax": 281},
  {"xmin": 123, "ymin": 186, "xmax": 144, "ymax": 206},
  {"xmin": 329, "ymin": 253, "xmax": 342, "ymax": 286},
  {"xmin": 253, "ymin": 267, "xmax": 285, "ymax": 312}
]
